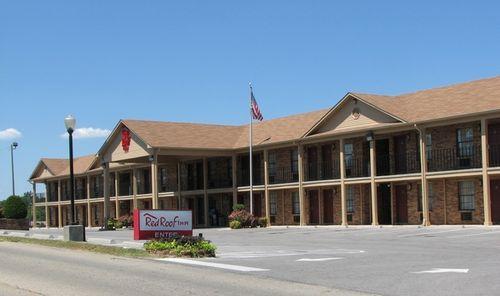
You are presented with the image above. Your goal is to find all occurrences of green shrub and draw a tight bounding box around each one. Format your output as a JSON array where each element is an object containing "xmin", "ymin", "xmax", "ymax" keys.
[
  {"xmin": 105, "ymin": 218, "xmax": 116, "ymax": 230},
  {"xmin": 3, "ymin": 195, "xmax": 27, "ymax": 219},
  {"xmin": 258, "ymin": 217, "xmax": 268, "ymax": 227},
  {"xmin": 144, "ymin": 235, "xmax": 216, "ymax": 258},
  {"xmin": 229, "ymin": 220, "xmax": 242, "ymax": 229},
  {"xmin": 232, "ymin": 203, "xmax": 245, "ymax": 211}
]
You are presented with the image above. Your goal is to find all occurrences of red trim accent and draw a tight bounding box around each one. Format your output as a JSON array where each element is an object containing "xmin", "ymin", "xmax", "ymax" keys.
[
  {"xmin": 121, "ymin": 128, "xmax": 131, "ymax": 153},
  {"xmin": 133, "ymin": 209, "xmax": 140, "ymax": 240}
]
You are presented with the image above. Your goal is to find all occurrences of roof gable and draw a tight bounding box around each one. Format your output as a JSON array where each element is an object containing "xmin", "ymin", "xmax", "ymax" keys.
[
  {"xmin": 355, "ymin": 76, "xmax": 500, "ymax": 123},
  {"xmin": 98, "ymin": 121, "xmax": 152, "ymax": 163},
  {"xmin": 305, "ymin": 93, "xmax": 404, "ymax": 137}
]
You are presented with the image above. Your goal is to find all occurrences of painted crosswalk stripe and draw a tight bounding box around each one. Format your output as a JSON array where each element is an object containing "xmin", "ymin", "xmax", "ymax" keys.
[
  {"xmin": 413, "ymin": 268, "xmax": 469, "ymax": 274},
  {"xmin": 157, "ymin": 258, "xmax": 269, "ymax": 272},
  {"xmin": 296, "ymin": 258, "xmax": 343, "ymax": 262}
]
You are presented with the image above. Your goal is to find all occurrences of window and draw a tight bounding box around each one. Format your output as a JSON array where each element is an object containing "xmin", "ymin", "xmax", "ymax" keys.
[
  {"xmin": 109, "ymin": 173, "xmax": 116, "ymax": 197},
  {"xmin": 426, "ymin": 133, "xmax": 432, "ymax": 160},
  {"xmin": 457, "ymin": 128, "xmax": 474, "ymax": 157},
  {"xmin": 459, "ymin": 181, "xmax": 475, "ymax": 211},
  {"xmin": 344, "ymin": 143, "xmax": 353, "ymax": 169},
  {"xmin": 418, "ymin": 183, "xmax": 434, "ymax": 211},
  {"xmin": 291, "ymin": 149, "xmax": 298, "ymax": 174},
  {"xmin": 346, "ymin": 186, "xmax": 355, "ymax": 213},
  {"xmin": 292, "ymin": 191, "xmax": 300, "ymax": 215},
  {"xmin": 269, "ymin": 152, "xmax": 277, "ymax": 178},
  {"xmin": 159, "ymin": 167, "xmax": 168, "ymax": 192},
  {"xmin": 270, "ymin": 192, "xmax": 278, "ymax": 216}
]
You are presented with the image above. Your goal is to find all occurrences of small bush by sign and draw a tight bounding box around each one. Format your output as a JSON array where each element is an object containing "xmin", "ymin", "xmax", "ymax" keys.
[
  {"xmin": 144, "ymin": 235, "xmax": 216, "ymax": 258},
  {"xmin": 229, "ymin": 220, "xmax": 242, "ymax": 229}
]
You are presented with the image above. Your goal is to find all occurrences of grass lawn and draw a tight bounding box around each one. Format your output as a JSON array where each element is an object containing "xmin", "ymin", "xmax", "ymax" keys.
[{"xmin": 0, "ymin": 236, "xmax": 151, "ymax": 258}]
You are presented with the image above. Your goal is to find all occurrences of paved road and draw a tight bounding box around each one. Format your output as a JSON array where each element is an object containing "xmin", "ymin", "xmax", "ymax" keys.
[
  {"xmin": 22, "ymin": 225, "xmax": 500, "ymax": 296},
  {"xmin": 0, "ymin": 242, "xmax": 369, "ymax": 296}
]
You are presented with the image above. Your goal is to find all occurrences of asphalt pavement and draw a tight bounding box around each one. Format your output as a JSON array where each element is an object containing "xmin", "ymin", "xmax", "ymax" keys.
[{"xmin": 7, "ymin": 225, "xmax": 500, "ymax": 296}]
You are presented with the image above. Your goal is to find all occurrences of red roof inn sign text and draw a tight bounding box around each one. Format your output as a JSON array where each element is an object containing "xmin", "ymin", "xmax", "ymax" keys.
[{"xmin": 133, "ymin": 209, "xmax": 193, "ymax": 240}]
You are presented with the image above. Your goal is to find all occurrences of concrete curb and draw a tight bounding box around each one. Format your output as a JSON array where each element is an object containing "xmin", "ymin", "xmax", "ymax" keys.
[
  {"xmin": 121, "ymin": 241, "xmax": 145, "ymax": 249},
  {"xmin": 8, "ymin": 232, "xmax": 29, "ymax": 238},
  {"xmin": 86, "ymin": 238, "xmax": 117, "ymax": 245},
  {"xmin": 31, "ymin": 234, "xmax": 55, "ymax": 240}
]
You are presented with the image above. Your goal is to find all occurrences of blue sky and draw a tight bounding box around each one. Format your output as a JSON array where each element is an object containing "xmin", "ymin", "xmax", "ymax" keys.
[{"xmin": 0, "ymin": 1, "xmax": 499, "ymax": 198}]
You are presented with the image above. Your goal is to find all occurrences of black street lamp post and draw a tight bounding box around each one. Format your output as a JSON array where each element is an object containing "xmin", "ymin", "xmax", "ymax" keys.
[
  {"xmin": 10, "ymin": 142, "xmax": 18, "ymax": 196},
  {"xmin": 64, "ymin": 115, "xmax": 76, "ymax": 225}
]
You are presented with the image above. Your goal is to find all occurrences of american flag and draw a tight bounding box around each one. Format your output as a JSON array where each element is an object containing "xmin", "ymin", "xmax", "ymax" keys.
[{"xmin": 250, "ymin": 89, "xmax": 264, "ymax": 121}]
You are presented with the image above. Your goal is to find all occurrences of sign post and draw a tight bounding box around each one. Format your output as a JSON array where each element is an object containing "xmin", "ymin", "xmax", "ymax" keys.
[{"xmin": 133, "ymin": 209, "xmax": 193, "ymax": 240}]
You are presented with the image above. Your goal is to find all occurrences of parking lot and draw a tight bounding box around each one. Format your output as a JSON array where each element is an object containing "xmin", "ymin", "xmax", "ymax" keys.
[{"xmin": 27, "ymin": 225, "xmax": 500, "ymax": 296}]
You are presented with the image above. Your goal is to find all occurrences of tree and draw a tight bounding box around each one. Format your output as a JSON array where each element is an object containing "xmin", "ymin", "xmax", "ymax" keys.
[{"xmin": 3, "ymin": 195, "xmax": 28, "ymax": 219}]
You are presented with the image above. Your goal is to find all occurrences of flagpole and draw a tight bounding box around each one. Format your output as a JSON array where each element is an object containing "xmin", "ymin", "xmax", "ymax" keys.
[{"xmin": 249, "ymin": 82, "xmax": 254, "ymax": 215}]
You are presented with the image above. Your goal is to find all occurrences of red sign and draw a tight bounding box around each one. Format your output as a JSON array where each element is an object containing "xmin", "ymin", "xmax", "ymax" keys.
[
  {"xmin": 121, "ymin": 128, "xmax": 131, "ymax": 153},
  {"xmin": 133, "ymin": 209, "xmax": 193, "ymax": 240}
]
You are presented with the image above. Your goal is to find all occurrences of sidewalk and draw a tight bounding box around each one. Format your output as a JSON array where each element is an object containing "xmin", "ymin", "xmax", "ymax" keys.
[{"xmin": 0, "ymin": 228, "xmax": 146, "ymax": 249}]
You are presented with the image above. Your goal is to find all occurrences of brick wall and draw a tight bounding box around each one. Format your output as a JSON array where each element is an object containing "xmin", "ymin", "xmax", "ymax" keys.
[
  {"xmin": 445, "ymin": 178, "xmax": 484, "ymax": 224},
  {"xmin": 0, "ymin": 218, "xmax": 29, "ymax": 230},
  {"xmin": 428, "ymin": 121, "xmax": 481, "ymax": 150}
]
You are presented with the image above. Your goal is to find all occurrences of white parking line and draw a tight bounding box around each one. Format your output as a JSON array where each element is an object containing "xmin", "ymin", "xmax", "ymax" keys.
[
  {"xmin": 157, "ymin": 258, "xmax": 269, "ymax": 272},
  {"xmin": 296, "ymin": 257, "xmax": 343, "ymax": 262},
  {"xmin": 447, "ymin": 231, "xmax": 500, "ymax": 238},
  {"xmin": 217, "ymin": 248, "xmax": 365, "ymax": 259},
  {"xmin": 398, "ymin": 228, "xmax": 467, "ymax": 238},
  {"xmin": 413, "ymin": 268, "xmax": 469, "ymax": 274}
]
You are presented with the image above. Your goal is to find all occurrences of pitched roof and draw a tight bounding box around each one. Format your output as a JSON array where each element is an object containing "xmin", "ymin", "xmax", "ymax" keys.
[
  {"xmin": 40, "ymin": 158, "xmax": 68, "ymax": 175},
  {"xmin": 233, "ymin": 109, "xmax": 330, "ymax": 148},
  {"xmin": 57, "ymin": 155, "xmax": 97, "ymax": 176},
  {"xmin": 354, "ymin": 76, "xmax": 500, "ymax": 123},
  {"xmin": 122, "ymin": 108, "xmax": 329, "ymax": 150},
  {"xmin": 122, "ymin": 120, "xmax": 244, "ymax": 150},
  {"xmin": 32, "ymin": 155, "xmax": 96, "ymax": 180}
]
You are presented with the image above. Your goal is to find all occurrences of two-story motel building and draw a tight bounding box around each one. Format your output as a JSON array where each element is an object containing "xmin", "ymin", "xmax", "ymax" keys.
[{"xmin": 29, "ymin": 76, "xmax": 500, "ymax": 228}]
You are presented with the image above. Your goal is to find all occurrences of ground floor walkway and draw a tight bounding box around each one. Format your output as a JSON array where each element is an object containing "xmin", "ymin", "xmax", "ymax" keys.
[{"xmin": 35, "ymin": 175, "xmax": 500, "ymax": 228}]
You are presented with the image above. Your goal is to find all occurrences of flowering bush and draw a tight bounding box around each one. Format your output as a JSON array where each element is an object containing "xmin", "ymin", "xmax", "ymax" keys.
[
  {"xmin": 228, "ymin": 209, "xmax": 268, "ymax": 228},
  {"xmin": 118, "ymin": 214, "xmax": 134, "ymax": 228},
  {"xmin": 228, "ymin": 209, "xmax": 253, "ymax": 227}
]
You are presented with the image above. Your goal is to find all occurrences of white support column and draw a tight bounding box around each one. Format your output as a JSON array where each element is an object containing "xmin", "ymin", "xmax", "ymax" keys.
[
  {"xmin": 114, "ymin": 171, "xmax": 119, "ymax": 217},
  {"xmin": 57, "ymin": 180, "xmax": 62, "ymax": 228},
  {"xmin": 419, "ymin": 127, "xmax": 430, "ymax": 226},
  {"xmin": 298, "ymin": 145, "xmax": 305, "ymax": 226},
  {"xmin": 132, "ymin": 168, "xmax": 138, "ymax": 209},
  {"xmin": 339, "ymin": 139, "xmax": 347, "ymax": 226},
  {"xmin": 103, "ymin": 164, "xmax": 110, "ymax": 226},
  {"xmin": 319, "ymin": 187, "xmax": 323, "ymax": 225},
  {"xmin": 32, "ymin": 182, "xmax": 37, "ymax": 228},
  {"xmin": 390, "ymin": 182, "xmax": 394, "ymax": 225},
  {"xmin": 264, "ymin": 149, "xmax": 270, "ymax": 226},
  {"xmin": 232, "ymin": 155, "xmax": 238, "ymax": 207},
  {"xmin": 87, "ymin": 175, "xmax": 91, "ymax": 228},
  {"xmin": 44, "ymin": 183, "xmax": 49, "ymax": 228},
  {"xmin": 203, "ymin": 158, "xmax": 209, "ymax": 227},
  {"xmin": 151, "ymin": 152, "xmax": 159, "ymax": 210},
  {"xmin": 176, "ymin": 162, "xmax": 181, "ymax": 210},
  {"xmin": 113, "ymin": 171, "xmax": 119, "ymax": 216},
  {"xmin": 481, "ymin": 118, "xmax": 492, "ymax": 226},
  {"xmin": 369, "ymin": 139, "xmax": 379, "ymax": 226}
]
